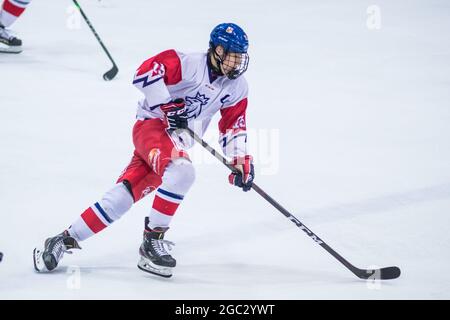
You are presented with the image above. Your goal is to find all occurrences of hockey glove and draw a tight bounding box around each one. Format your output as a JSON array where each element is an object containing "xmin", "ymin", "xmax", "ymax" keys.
[
  {"xmin": 160, "ymin": 98, "xmax": 188, "ymax": 130},
  {"xmin": 228, "ymin": 155, "xmax": 254, "ymax": 192}
]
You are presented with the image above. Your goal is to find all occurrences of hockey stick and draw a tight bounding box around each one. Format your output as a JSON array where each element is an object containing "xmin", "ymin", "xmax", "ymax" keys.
[
  {"xmin": 186, "ymin": 128, "xmax": 401, "ymax": 280},
  {"xmin": 72, "ymin": 0, "xmax": 118, "ymax": 80}
]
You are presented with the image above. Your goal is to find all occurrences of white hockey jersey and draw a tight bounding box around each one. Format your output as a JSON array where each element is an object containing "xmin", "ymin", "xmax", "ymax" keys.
[{"xmin": 132, "ymin": 49, "xmax": 249, "ymax": 158}]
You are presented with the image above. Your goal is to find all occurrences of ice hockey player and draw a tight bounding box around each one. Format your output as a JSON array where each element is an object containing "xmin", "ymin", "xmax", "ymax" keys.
[
  {"xmin": 0, "ymin": 0, "xmax": 31, "ymax": 53},
  {"xmin": 33, "ymin": 23, "xmax": 254, "ymax": 278}
]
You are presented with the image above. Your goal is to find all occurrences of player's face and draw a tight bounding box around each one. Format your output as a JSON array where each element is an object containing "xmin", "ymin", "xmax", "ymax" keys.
[
  {"xmin": 221, "ymin": 51, "xmax": 242, "ymax": 74},
  {"xmin": 214, "ymin": 46, "xmax": 248, "ymax": 79}
]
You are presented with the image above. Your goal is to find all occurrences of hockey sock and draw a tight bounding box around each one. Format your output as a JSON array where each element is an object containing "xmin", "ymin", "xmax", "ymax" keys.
[
  {"xmin": 67, "ymin": 183, "xmax": 134, "ymax": 241},
  {"xmin": 147, "ymin": 158, "xmax": 195, "ymax": 230},
  {"xmin": 0, "ymin": 0, "xmax": 32, "ymax": 27}
]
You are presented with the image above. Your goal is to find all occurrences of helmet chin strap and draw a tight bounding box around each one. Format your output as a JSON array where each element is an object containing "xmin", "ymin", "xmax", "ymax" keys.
[{"xmin": 207, "ymin": 47, "xmax": 225, "ymax": 76}]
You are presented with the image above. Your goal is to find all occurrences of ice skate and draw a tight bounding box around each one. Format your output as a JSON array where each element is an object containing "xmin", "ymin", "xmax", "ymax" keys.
[
  {"xmin": 137, "ymin": 227, "xmax": 176, "ymax": 278},
  {"xmin": 0, "ymin": 23, "xmax": 22, "ymax": 53},
  {"xmin": 33, "ymin": 231, "xmax": 81, "ymax": 272}
]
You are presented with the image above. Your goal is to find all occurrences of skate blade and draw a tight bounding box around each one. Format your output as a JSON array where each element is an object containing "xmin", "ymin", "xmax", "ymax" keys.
[
  {"xmin": 137, "ymin": 257, "xmax": 173, "ymax": 278},
  {"xmin": 0, "ymin": 43, "xmax": 22, "ymax": 54},
  {"xmin": 33, "ymin": 248, "xmax": 48, "ymax": 272}
]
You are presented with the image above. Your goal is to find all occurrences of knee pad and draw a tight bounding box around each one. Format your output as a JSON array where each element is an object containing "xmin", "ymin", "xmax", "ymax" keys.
[
  {"xmin": 161, "ymin": 157, "xmax": 196, "ymax": 194},
  {"xmin": 98, "ymin": 183, "xmax": 134, "ymax": 221}
]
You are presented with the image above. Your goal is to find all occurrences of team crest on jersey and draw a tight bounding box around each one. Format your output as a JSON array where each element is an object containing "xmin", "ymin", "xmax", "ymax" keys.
[{"xmin": 185, "ymin": 92, "xmax": 210, "ymax": 119}]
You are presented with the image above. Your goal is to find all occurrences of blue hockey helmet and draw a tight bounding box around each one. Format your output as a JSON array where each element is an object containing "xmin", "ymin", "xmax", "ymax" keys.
[
  {"xmin": 209, "ymin": 23, "xmax": 249, "ymax": 53},
  {"xmin": 209, "ymin": 23, "xmax": 249, "ymax": 79}
]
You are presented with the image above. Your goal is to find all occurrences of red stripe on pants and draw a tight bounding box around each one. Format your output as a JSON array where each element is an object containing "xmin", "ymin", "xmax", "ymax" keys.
[
  {"xmin": 152, "ymin": 195, "xmax": 179, "ymax": 216},
  {"xmin": 3, "ymin": 0, "xmax": 26, "ymax": 17},
  {"xmin": 81, "ymin": 207, "xmax": 107, "ymax": 233}
]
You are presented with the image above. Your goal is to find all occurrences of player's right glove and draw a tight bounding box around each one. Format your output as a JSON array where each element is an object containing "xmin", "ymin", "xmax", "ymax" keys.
[
  {"xmin": 160, "ymin": 98, "xmax": 188, "ymax": 130},
  {"xmin": 228, "ymin": 155, "xmax": 254, "ymax": 192}
]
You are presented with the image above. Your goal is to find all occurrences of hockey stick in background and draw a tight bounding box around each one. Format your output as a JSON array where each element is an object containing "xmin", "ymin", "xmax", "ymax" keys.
[
  {"xmin": 72, "ymin": 0, "xmax": 118, "ymax": 80},
  {"xmin": 186, "ymin": 128, "xmax": 401, "ymax": 280}
]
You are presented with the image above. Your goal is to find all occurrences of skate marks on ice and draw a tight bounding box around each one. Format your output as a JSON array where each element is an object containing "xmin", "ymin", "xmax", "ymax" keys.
[
  {"xmin": 0, "ymin": 43, "xmax": 108, "ymax": 76},
  {"xmin": 299, "ymin": 182, "xmax": 450, "ymax": 225},
  {"xmin": 179, "ymin": 182, "xmax": 450, "ymax": 248},
  {"xmin": 172, "ymin": 262, "xmax": 340, "ymax": 286},
  {"xmin": 29, "ymin": 264, "xmax": 136, "ymax": 278}
]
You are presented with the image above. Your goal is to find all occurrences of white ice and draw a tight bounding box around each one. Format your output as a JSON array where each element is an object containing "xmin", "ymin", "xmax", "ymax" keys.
[{"xmin": 1, "ymin": 0, "xmax": 450, "ymax": 299}]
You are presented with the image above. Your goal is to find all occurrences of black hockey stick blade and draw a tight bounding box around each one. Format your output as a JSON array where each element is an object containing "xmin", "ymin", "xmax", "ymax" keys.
[
  {"xmin": 103, "ymin": 64, "xmax": 118, "ymax": 81},
  {"xmin": 355, "ymin": 266, "xmax": 401, "ymax": 280}
]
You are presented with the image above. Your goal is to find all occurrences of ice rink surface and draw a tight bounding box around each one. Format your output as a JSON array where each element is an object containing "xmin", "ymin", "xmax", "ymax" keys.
[{"xmin": 1, "ymin": 0, "xmax": 449, "ymax": 299}]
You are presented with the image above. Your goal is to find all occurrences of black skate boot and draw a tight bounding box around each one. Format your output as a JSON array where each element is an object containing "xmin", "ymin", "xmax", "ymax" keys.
[
  {"xmin": 0, "ymin": 23, "xmax": 22, "ymax": 54},
  {"xmin": 33, "ymin": 230, "xmax": 81, "ymax": 272},
  {"xmin": 138, "ymin": 227, "xmax": 176, "ymax": 278}
]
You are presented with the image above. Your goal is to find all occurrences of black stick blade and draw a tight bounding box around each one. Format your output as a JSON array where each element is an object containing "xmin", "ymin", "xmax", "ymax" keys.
[
  {"xmin": 103, "ymin": 65, "xmax": 118, "ymax": 81},
  {"xmin": 356, "ymin": 266, "xmax": 401, "ymax": 280}
]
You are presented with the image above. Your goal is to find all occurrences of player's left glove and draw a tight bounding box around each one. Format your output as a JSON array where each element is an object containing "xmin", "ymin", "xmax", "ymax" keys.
[
  {"xmin": 228, "ymin": 155, "xmax": 254, "ymax": 192},
  {"xmin": 160, "ymin": 98, "xmax": 188, "ymax": 130}
]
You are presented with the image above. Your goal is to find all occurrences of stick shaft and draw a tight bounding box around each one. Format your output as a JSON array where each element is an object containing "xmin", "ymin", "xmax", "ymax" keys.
[
  {"xmin": 186, "ymin": 128, "xmax": 361, "ymax": 277},
  {"xmin": 72, "ymin": 0, "xmax": 116, "ymax": 66}
]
